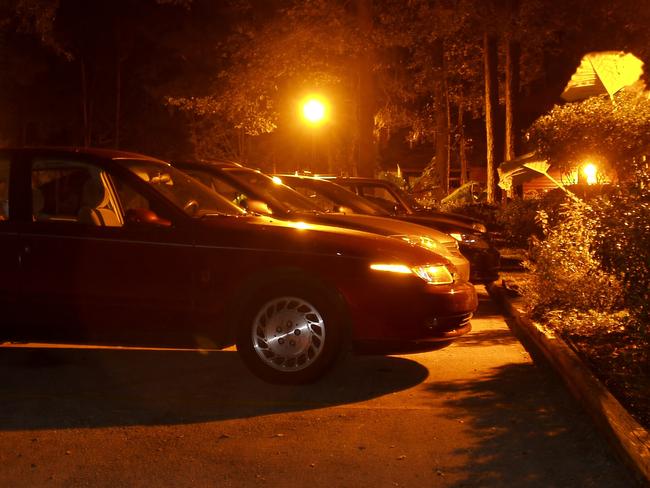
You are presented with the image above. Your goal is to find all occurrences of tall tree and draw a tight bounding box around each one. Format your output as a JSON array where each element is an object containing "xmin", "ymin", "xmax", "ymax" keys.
[
  {"xmin": 432, "ymin": 37, "xmax": 449, "ymax": 193},
  {"xmin": 356, "ymin": 0, "xmax": 376, "ymax": 176},
  {"xmin": 483, "ymin": 31, "xmax": 499, "ymax": 203}
]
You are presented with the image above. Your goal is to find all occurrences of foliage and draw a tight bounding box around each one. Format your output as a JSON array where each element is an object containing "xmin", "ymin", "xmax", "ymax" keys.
[
  {"xmin": 164, "ymin": 0, "xmax": 362, "ymax": 164},
  {"xmin": 440, "ymin": 181, "xmax": 484, "ymax": 207},
  {"xmin": 408, "ymin": 158, "xmax": 446, "ymax": 207},
  {"xmin": 1, "ymin": 0, "xmax": 67, "ymax": 57},
  {"xmin": 590, "ymin": 160, "xmax": 650, "ymax": 329},
  {"xmin": 493, "ymin": 189, "xmax": 568, "ymax": 247},
  {"xmin": 376, "ymin": 170, "xmax": 407, "ymax": 190},
  {"xmin": 520, "ymin": 170, "xmax": 650, "ymax": 337},
  {"xmin": 526, "ymin": 91, "xmax": 650, "ymax": 176},
  {"xmin": 522, "ymin": 199, "xmax": 625, "ymax": 318},
  {"xmin": 544, "ymin": 309, "xmax": 631, "ymax": 338}
]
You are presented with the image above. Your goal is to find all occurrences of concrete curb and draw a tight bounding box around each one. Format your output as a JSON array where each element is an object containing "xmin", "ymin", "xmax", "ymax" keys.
[{"xmin": 487, "ymin": 283, "xmax": 650, "ymax": 487}]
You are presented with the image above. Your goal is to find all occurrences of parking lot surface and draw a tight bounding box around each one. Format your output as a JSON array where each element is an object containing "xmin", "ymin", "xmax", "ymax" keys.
[{"xmin": 0, "ymin": 289, "xmax": 634, "ymax": 487}]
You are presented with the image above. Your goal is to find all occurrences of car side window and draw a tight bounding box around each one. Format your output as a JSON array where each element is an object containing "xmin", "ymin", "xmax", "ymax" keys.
[
  {"xmin": 111, "ymin": 175, "xmax": 174, "ymax": 225},
  {"xmin": 31, "ymin": 159, "xmax": 123, "ymax": 227},
  {"xmin": 358, "ymin": 185, "xmax": 399, "ymax": 211},
  {"xmin": 0, "ymin": 159, "xmax": 9, "ymax": 221},
  {"xmin": 291, "ymin": 185, "xmax": 335, "ymax": 212},
  {"xmin": 185, "ymin": 170, "xmax": 248, "ymax": 207}
]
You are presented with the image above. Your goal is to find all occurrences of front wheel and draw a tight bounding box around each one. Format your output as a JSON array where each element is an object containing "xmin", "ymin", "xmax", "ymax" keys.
[{"xmin": 236, "ymin": 282, "xmax": 346, "ymax": 384}]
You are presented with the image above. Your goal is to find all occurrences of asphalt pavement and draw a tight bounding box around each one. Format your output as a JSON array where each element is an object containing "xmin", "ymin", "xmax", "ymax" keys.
[{"xmin": 0, "ymin": 289, "xmax": 635, "ymax": 487}]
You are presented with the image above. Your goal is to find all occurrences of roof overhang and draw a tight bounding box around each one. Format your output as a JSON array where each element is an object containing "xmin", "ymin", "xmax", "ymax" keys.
[{"xmin": 498, "ymin": 153, "xmax": 551, "ymax": 190}]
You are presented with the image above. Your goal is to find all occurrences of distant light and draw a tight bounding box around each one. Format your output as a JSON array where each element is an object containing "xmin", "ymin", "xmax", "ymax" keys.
[
  {"xmin": 583, "ymin": 163, "xmax": 597, "ymax": 185},
  {"xmin": 271, "ymin": 176, "xmax": 283, "ymax": 185},
  {"xmin": 302, "ymin": 97, "xmax": 327, "ymax": 124}
]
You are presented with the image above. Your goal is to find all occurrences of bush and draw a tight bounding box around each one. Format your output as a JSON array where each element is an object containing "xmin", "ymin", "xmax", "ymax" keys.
[
  {"xmin": 495, "ymin": 198, "xmax": 542, "ymax": 248},
  {"xmin": 523, "ymin": 199, "xmax": 625, "ymax": 318},
  {"xmin": 441, "ymin": 202, "xmax": 500, "ymax": 227},
  {"xmin": 590, "ymin": 161, "xmax": 650, "ymax": 331},
  {"xmin": 519, "ymin": 160, "xmax": 650, "ymax": 336}
]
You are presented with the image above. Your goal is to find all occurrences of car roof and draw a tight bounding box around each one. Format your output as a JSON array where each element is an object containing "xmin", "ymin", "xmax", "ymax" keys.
[
  {"xmin": 0, "ymin": 146, "xmax": 169, "ymax": 164},
  {"xmin": 174, "ymin": 159, "xmax": 244, "ymax": 170},
  {"xmin": 329, "ymin": 177, "xmax": 389, "ymax": 183}
]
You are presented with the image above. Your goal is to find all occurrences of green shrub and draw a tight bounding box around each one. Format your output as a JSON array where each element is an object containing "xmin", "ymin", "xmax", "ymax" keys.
[
  {"xmin": 590, "ymin": 161, "xmax": 650, "ymax": 331},
  {"xmin": 523, "ymin": 199, "xmax": 625, "ymax": 317},
  {"xmin": 441, "ymin": 202, "xmax": 500, "ymax": 227},
  {"xmin": 495, "ymin": 198, "xmax": 542, "ymax": 248}
]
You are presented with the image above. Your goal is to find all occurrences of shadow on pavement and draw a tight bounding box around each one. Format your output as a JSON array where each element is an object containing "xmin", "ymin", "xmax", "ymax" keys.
[
  {"xmin": 452, "ymin": 289, "xmax": 519, "ymax": 347},
  {"xmin": 0, "ymin": 346, "xmax": 428, "ymax": 430},
  {"xmin": 453, "ymin": 328, "xmax": 519, "ymax": 347},
  {"xmin": 423, "ymin": 362, "xmax": 632, "ymax": 487}
]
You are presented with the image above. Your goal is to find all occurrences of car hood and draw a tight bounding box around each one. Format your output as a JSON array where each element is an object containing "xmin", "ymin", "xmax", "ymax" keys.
[
  {"xmin": 193, "ymin": 214, "xmax": 450, "ymax": 267},
  {"xmin": 417, "ymin": 209, "xmax": 484, "ymax": 226},
  {"xmin": 397, "ymin": 214, "xmax": 480, "ymax": 235},
  {"xmin": 288, "ymin": 212, "xmax": 463, "ymax": 259},
  {"xmin": 301, "ymin": 213, "xmax": 455, "ymax": 243}
]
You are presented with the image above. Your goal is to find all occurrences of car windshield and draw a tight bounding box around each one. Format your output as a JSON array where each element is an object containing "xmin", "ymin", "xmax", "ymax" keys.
[
  {"xmin": 285, "ymin": 178, "xmax": 391, "ymax": 216},
  {"xmin": 225, "ymin": 169, "xmax": 322, "ymax": 213},
  {"xmin": 391, "ymin": 183, "xmax": 421, "ymax": 210},
  {"xmin": 120, "ymin": 159, "xmax": 245, "ymax": 217}
]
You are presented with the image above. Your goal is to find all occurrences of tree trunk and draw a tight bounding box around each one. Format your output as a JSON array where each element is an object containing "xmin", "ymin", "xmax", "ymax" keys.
[
  {"xmin": 459, "ymin": 96, "xmax": 468, "ymax": 185},
  {"xmin": 115, "ymin": 26, "xmax": 122, "ymax": 149},
  {"xmin": 115, "ymin": 52, "xmax": 122, "ymax": 149},
  {"xmin": 80, "ymin": 58, "xmax": 94, "ymax": 147},
  {"xmin": 433, "ymin": 38, "xmax": 449, "ymax": 195},
  {"xmin": 81, "ymin": 58, "xmax": 90, "ymax": 147},
  {"xmin": 446, "ymin": 77, "xmax": 452, "ymax": 191},
  {"xmin": 504, "ymin": 38, "xmax": 520, "ymax": 198},
  {"xmin": 356, "ymin": 0, "xmax": 375, "ymax": 177},
  {"xmin": 504, "ymin": 39, "xmax": 520, "ymax": 162},
  {"xmin": 483, "ymin": 33, "xmax": 499, "ymax": 204}
]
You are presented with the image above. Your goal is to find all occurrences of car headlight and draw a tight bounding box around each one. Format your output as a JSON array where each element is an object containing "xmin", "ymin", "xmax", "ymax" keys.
[
  {"xmin": 449, "ymin": 233, "xmax": 489, "ymax": 249},
  {"xmin": 472, "ymin": 222, "xmax": 487, "ymax": 233},
  {"xmin": 370, "ymin": 263, "xmax": 454, "ymax": 285},
  {"xmin": 393, "ymin": 234, "xmax": 442, "ymax": 253}
]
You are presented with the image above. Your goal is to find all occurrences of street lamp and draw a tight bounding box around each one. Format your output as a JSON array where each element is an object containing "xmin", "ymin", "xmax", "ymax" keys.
[
  {"xmin": 302, "ymin": 96, "xmax": 327, "ymax": 125},
  {"xmin": 300, "ymin": 95, "xmax": 331, "ymax": 172}
]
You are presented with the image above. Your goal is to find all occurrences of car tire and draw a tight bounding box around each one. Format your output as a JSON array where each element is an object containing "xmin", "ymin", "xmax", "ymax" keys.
[{"xmin": 235, "ymin": 279, "xmax": 347, "ymax": 384}]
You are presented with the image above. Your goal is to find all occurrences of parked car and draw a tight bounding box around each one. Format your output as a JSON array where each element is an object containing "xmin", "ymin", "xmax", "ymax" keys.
[
  {"xmin": 333, "ymin": 177, "xmax": 488, "ymax": 231},
  {"xmin": 0, "ymin": 148, "xmax": 477, "ymax": 384},
  {"xmin": 288, "ymin": 175, "xmax": 500, "ymax": 284},
  {"xmin": 173, "ymin": 160, "xmax": 471, "ymax": 282}
]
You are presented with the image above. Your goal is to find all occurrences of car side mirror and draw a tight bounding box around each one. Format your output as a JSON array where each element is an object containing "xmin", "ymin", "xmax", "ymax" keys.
[
  {"xmin": 243, "ymin": 199, "xmax": 272, "ymax": 216},
  {"xmin": 125, "ymin": 208, "xmax": 172, "ymax": 228}
]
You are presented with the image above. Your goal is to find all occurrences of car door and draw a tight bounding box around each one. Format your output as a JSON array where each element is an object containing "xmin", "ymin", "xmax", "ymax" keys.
[
  {"xmin": 0, "ymin": 155, "xmax": 23, "ymax": 338},
  {"xmin": 18, "ymin": 156, "xmax": 195, "ymax": 346}
]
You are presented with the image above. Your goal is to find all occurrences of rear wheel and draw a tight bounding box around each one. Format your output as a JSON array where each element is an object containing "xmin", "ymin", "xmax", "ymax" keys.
[{"xmin": 236, "ymin": 281, "xmax": 346, "ymax": 384}]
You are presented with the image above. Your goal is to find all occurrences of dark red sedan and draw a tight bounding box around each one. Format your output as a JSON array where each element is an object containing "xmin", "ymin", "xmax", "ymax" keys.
[{"xmin": 0, "ymin": 148, "xmax": 477, "ymax": 383}]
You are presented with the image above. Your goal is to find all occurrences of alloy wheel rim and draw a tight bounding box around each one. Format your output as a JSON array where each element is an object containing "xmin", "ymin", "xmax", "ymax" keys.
[{"xmin": 252, "ymin": 296, "xmax": 326, "ymax": 372}]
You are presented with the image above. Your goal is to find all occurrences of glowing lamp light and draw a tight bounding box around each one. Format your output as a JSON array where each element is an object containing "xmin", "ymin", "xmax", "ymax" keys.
[
  {"xmin": 583, "ymin": 163, "xmax": 598, "ymax": 185},
  {"xmin": 271, "ymin": 176, "xmax": 283, "ymax": 185},
  {"xmin": 302, "ymin": 97, "xmax": 326, "ymax": 124}
]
